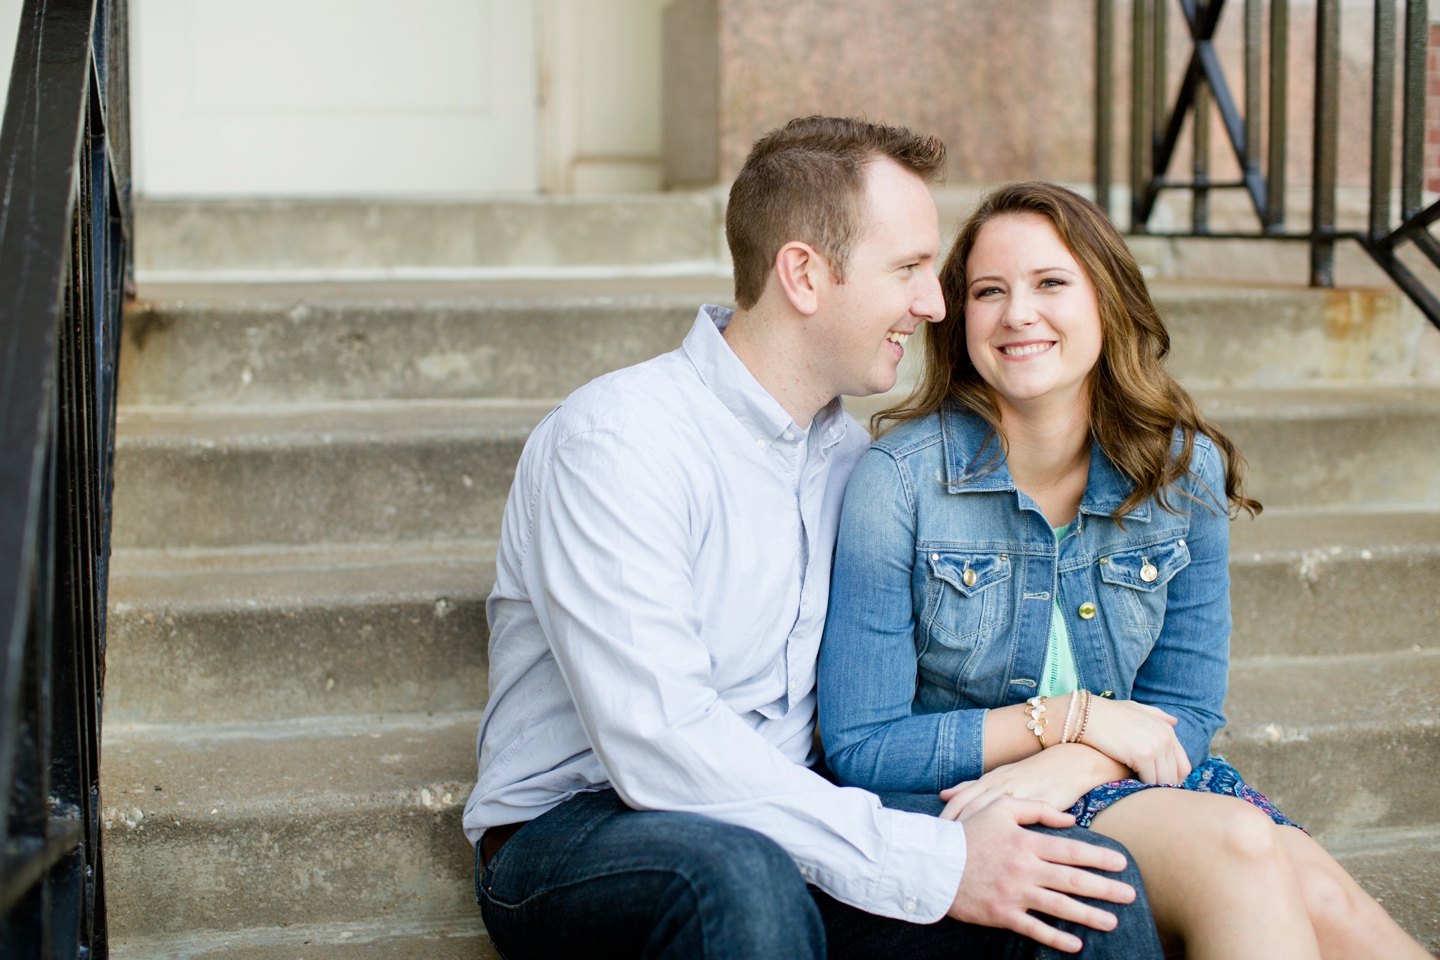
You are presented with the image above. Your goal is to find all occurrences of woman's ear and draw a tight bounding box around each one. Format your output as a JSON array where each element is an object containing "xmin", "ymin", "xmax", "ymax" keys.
[{"xmin": 772, "ymin": 241, "xmax": 829, "ymax": 316}]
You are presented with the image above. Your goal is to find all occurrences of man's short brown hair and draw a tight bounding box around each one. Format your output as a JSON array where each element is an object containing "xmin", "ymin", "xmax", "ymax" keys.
[{"xmin": 725, "ymin": 116, "xmax": 947, "ymax": 310}]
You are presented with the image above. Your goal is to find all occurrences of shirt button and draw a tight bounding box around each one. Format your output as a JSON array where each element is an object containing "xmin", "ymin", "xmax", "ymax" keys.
[
  {"xmin": 962, "ymin": 568, "xmax": 977, "ymax": 587},
  {"xmin": 756, "ymin": 438, "xmax": 766, "ymax": 448},
  {"xmin": 902, "ymin": 898, "xmax": 917, "ymax": 914},
  {"xmin": 931, "ymin": 553, "xmax": 940, "ymax": 562},
  {"xmin": 1140, "ymin": 562, "xmax": 1158, "ymax": 583},
  {"xmin": 1078, "ymin": 602, "xmax": 1097, "ymax": 620},
  {"xmin": 783, "ymin": 431, "xmax": 795, "ymax": 441}
]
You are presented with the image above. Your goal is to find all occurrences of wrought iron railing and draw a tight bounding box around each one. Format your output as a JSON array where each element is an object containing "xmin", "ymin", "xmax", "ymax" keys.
[
  {"xmin": 1097, "ymin": 0, "xmax": 1440, "ymax": 328},
  {"xmin": 0, "ymin": 0, "xmax": 130, "ymax": 955}
]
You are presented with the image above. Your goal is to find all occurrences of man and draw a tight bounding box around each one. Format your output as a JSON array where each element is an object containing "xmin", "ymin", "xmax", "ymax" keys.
[{"xmin": 464, "ymin": 116, "xmax": 1163, "ymax": 959}]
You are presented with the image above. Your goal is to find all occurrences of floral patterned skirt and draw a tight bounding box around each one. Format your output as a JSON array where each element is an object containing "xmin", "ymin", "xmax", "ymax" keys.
[{"xmin": 1067, "ymin": 756, "xmax": 1304, "ymax": 831}]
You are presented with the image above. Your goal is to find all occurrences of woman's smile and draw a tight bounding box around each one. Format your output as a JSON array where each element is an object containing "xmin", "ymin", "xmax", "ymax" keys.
[{"xmin": 997, "ymin": 340, "xmax": 1055, "ymax": 359}]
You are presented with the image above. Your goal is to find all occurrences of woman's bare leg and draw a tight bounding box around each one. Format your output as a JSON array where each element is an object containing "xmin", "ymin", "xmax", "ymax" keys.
[
  {"xmin": 1276, "ymin": 826, "xmax": 1432, "ymax": 960},
  {"xmin": 1088, "ymin": 789, "xmax": 1320, "ymax": 960}
]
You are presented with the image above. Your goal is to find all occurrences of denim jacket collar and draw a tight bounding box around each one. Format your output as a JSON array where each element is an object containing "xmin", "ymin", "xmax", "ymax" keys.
[{"xmin": 938, "ymin": 403, "xmax": 1150, "ymax": 523}]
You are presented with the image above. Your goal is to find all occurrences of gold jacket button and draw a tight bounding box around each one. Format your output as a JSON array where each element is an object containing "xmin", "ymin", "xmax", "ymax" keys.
[
  {"xmin": 962, "ymin": 568, "xmax": 977, "ymax": 587},
  {"xmin": 1140, "ymin": 562, "xmax": 1158, "ymax": 583},
  {"xmin": 1078, "ymin": 602, "xmax": 1097, "ymax": 620}
]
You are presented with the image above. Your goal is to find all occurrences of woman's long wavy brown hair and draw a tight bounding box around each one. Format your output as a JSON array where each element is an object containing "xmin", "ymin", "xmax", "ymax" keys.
[{"xmin": 876, "ymin": 181, "xmax": 1260, "ymax": 519}]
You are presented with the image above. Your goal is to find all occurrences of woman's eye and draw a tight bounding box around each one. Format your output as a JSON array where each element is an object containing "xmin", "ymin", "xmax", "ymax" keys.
[
  {"xmin": 1039, "ymin": 277, "xmax": 1067, "ymax": 289},
  {"xmin": 972, "ymin": 286, "xmax": 1002, "ymax": 298}
]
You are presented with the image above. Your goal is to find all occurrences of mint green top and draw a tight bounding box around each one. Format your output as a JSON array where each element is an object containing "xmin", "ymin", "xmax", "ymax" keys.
[{"xmin": 1038, "ymin": 522, "xmax": 1079, "ymax": 698}]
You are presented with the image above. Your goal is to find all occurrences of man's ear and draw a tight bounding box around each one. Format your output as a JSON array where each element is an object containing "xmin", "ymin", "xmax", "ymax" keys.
[{"xmin": 772, "ymin": 241, "xmax": 829, "ymax": 317}]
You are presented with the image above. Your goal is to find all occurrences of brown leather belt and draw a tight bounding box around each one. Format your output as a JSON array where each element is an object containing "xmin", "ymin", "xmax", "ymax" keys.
[{"xmin": 480, "ymin": 821, "xmax": 527, "ymax": 868}]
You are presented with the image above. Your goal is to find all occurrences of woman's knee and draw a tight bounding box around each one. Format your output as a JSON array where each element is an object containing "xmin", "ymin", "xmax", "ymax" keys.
[{"xmin": 1205, "ymin": 798, "xmax": 1286, "ymax": 867}]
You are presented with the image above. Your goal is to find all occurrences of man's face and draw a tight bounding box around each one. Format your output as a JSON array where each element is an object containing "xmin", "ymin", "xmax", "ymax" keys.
[{"xmin": 812, "ymin": 158, "xmax": 945, "ymax": 399}]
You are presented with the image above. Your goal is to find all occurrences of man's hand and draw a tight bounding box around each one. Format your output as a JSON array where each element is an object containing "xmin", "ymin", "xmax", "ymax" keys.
[
  {"xmin": 948, "ymin": 798, "xmax": 1136, "ymax": 954},
  {"xmin": 939, "ymin": 744, "xmax": 1129, "ymax": 820}
]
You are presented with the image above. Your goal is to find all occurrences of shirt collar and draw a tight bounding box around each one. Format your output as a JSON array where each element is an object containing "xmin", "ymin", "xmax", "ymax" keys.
[
  {"xmin": 683, "ymin": 305, "xmax": 848, "ymax": 451},
  {"xmin": 938, "ymin": 403, "xmax": 1149, "ymax": 521}
]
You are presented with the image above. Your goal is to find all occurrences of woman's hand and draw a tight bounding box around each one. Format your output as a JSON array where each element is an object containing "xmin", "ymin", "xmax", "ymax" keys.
[
  {"xmin": 1078, "ymin": 697, "xmax": 1191, "ymax": 785},
  {"xmin": 939, "ymin": 744, "xmax": 1128, "ymax": 821}
]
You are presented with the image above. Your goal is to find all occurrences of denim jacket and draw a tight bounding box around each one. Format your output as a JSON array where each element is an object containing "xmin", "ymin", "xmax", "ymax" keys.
[{"xmin": 818, "ymin": 405, "xmax": 1231, "ymax": 794}]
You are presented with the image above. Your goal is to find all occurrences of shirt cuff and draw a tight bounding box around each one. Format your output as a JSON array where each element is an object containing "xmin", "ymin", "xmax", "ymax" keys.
[{"xmin": 870, "ymin": 806, "xmax": 968, "ymax": 923}]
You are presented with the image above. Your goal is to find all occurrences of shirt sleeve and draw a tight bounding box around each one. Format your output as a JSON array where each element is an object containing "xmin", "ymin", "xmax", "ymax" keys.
[
  {"xmin": 524, "ymin": 427, "xmax": 968, "ymax": 923},
  {"xmin": 819, "ymin": 447, "xmax": 990, "ymax": 793},
  {"xmin": 1130, "ymin": 439, "xmax": 1232, "ymax": 768}
]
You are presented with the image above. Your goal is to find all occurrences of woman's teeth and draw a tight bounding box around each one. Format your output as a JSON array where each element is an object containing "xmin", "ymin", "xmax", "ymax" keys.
[
  {"xmin": 885, "ymin": 331, "xmax": 910, "ymax": 345},
  {"xmin": 1000, "ymin": 342, "xmax": 1052, "ymax": 357}
]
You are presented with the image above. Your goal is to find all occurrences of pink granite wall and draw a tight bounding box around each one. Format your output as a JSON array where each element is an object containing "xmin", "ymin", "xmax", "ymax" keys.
[{"xmin": 665, "ymin": 0, "xmax": 1392, "ymax": 193}]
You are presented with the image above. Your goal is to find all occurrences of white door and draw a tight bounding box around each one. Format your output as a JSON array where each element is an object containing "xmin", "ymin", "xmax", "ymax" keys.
[{"xmin": 132, "ymin": 0, "xmax": 537, "ymax": 196}]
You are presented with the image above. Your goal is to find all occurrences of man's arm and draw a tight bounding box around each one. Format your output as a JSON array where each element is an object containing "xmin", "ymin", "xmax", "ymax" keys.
[{"xmin": 523, "ymin": 427, "xmax": 966, "ymax": 922}]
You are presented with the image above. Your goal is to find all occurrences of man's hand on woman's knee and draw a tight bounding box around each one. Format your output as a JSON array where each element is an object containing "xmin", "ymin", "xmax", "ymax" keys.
[{"xmin": 947, "ymin": 798, "xmax": 1137, "ymax": 954}]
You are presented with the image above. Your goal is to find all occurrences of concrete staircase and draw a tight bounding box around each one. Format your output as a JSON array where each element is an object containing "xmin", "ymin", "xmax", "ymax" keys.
[{"xmin": 102, "ymin": 195, "xmax": 1440, "ymax": 958}]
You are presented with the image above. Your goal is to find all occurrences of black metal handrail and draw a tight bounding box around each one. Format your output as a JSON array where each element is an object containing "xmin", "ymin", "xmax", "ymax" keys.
[
  {"xmin": 0, "ymin": 0, "xmax": 130, "ymax": 954},
  {"xmin": 1097, "ymin": 0, "xmax": 1440, "ymax": 329}
]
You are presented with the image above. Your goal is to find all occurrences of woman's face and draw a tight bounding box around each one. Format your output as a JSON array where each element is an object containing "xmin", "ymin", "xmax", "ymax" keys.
[{"xmin": 963, "ymin": 212, "xmax": 1104, "ymax": 414}]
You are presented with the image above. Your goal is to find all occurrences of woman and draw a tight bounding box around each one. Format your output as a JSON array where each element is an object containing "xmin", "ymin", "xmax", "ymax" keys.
[{"xmin": 818, "ymin": 182, "xmax": 1429, "ymax": 959}]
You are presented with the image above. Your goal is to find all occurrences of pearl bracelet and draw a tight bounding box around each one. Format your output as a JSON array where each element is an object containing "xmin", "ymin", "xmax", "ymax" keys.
[{"xmin": 1060, "ymin": 690, "xmax": 1081, "ymax": 745}]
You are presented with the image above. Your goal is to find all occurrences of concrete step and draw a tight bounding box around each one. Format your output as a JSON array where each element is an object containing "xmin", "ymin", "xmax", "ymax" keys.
[
  {"xmin": 1322, "ymin": 825, "xmax": 1440, "ymax": 954},
  {"xmin": 111, "ymin": 401, "xmax": 549, "ymax": 550},
  {"xmin": 1198, "ymin": 386, "xmax": 1440, "ymax": 512},
  {"xmin": 119, "ymin": 278, "xmax": 731, "ymax": 406},
  {"xmin": 1228, "ymin": 510, "xmax": 1440, "ymax": 659},
  {"xmin": 132, "ymin": 193, "xmax": 1430, "ymax": 290},
  {"xmin": 1216, "ymin": 649, "xmax": 1440, "ymax": 837},
  {"xmin": 105, "ymin": 543, "xmax": 494, "ymax": 724},
  {"xmin": 113, "ymin": 388, "xmax": 1440, "ymax": 551},
  {"xmin": 102, "ymin": 712, "xmax": 483, "ymax": 948},
  {"xmin": 119, "ymin": 280, "xmax": 1433, "ymax": 408},
  {"xmin": 100, "ymin": 674, "xmax": 1440, "ymax": 953},
  {"xmin": 134, "ymin": 196, "xmax": 726, "ymax": 281},
  {"xmin": 101, "ymin": 511, "xmax": 1438, "ymax": 727},
  {"xmin": 112, "ymin": 917, "xmax": 497, "ymax": 960}
]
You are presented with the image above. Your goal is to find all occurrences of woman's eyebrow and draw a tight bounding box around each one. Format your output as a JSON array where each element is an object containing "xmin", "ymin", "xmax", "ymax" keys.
[{"xmin": 969, "ymin": 266, "xmax": 1078, "ymax": 285}]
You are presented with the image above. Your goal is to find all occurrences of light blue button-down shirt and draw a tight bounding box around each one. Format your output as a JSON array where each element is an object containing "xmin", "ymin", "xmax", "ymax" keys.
[{"xmin": 464, "ymin": 305, "xmax": 969, "ymax": 922}]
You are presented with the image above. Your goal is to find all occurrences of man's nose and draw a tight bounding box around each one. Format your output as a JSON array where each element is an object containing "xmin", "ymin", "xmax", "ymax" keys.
[{"xmin": 914, "ymin": 269, "xmax": 945, "ymax": 324}]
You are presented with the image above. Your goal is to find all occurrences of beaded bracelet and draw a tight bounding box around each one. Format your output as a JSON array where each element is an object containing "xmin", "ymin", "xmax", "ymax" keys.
[
  {"xmin": 1073, "ymin": 689, "xmax": 1093, "ymax": 744},
  {"xmin": 1060, "ymin": 690, "xmax": 1081, "ymax": 745},
  {"xmin": 1024, "ymin": 695, "xmax": 1050, "ymax": 749}
]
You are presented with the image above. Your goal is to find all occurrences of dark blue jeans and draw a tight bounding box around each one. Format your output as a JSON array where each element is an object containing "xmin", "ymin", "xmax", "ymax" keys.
[{"xmin": 476, "ymin": 788, "xmax": 1163, "ymax": 960}]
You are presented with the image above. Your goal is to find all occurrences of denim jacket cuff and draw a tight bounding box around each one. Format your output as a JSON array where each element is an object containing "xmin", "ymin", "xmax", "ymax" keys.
[{"xmin": 940, "ymin": 707, "xmax": 988, "ymax": 788}]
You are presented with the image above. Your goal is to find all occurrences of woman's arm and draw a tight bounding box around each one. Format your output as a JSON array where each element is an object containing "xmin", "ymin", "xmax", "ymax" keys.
[
  {"xmin": 939, "ymin": 742, "xmax": 1131, "ymax": 819},
  {"xmin": 1128, "ymin": 439, "xmax": 1232, "ymax": 769},
  {"xmin": 820, "ymin": 447, "xmax": 992, "ymax": 792}
]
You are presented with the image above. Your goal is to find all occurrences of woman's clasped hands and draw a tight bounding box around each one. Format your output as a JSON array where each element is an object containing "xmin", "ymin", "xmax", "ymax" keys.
[{"xmin": 940, "ymin": 695, "xmax": 1192, "ymax": 822}]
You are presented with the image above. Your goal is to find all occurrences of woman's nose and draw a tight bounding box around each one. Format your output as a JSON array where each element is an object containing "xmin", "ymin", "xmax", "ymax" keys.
[{"xmin": 1000, "ymin": 291, "xmax": 1038, "ymax": 328}]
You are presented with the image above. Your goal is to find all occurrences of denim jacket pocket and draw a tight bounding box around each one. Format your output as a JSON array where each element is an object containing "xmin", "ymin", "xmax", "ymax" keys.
[
  {"xmin": 924, "ymin": 551, "xmax": 1012, "ymax": 651},
  {"xmin": 1099, "ymin": 537, "xmax": 1191, "ymax": 640}
]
